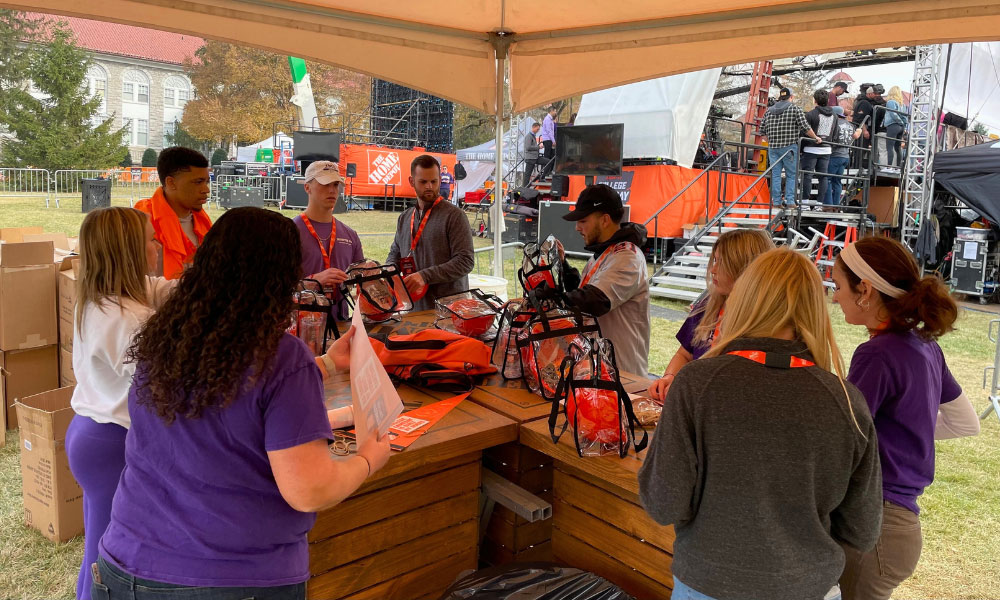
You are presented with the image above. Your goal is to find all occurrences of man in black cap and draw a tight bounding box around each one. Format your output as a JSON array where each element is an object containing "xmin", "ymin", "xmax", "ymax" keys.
[{"xmin": 543, "ymin": 184, "xmax": 650, "ymax": 375}]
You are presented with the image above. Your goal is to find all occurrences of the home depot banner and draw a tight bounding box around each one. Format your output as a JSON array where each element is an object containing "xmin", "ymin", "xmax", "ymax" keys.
[{"xmin": 339, "ymin": 144, "xmax": 456, "ymax": 198}]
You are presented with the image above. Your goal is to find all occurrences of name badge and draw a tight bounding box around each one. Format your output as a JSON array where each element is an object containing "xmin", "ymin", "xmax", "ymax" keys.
[{"xmin": 400, "ymin": 256, "xmax": 417, "ymax": 277}]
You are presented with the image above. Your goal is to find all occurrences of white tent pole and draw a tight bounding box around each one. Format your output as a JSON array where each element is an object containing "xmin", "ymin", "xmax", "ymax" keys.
[{"xmin": 491, "ymin": 34, "xmax": 510, "ymax": 280}]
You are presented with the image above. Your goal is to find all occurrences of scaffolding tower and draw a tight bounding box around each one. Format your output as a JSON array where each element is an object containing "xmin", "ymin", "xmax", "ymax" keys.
[{"xmin": 901, "ymin": 44, "xmax": 942, "ymax": 252}]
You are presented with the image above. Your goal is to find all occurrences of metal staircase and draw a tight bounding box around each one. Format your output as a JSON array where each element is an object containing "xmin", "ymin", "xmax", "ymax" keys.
[{"xmin": 646, "ymin": 150, "xmax": 794, "ymax": 301}]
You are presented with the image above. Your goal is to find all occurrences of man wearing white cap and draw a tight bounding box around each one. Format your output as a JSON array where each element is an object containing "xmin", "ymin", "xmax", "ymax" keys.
[{"xmin": 293, "ymin": 161, "xmax": 364, "ymax": 318}]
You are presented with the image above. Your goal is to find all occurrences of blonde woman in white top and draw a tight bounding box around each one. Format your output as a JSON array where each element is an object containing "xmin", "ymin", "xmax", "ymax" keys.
[{"xmin": 66, "ymin": 207, "xmax": 172, "ymax": 600}]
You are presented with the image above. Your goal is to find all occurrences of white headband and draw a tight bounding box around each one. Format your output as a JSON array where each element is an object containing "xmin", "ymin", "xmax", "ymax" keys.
[{"xmin": 840, "ymin": 243, "xmax": 907, "ymax": 299}]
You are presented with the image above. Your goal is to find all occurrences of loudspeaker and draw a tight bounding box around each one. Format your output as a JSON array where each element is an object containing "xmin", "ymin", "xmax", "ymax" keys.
[
  {"xmin": 285, "ymin": 176, "xmax": 309, "ymax": 209},
  {"xmin": 225, "ymin": 187, "xmax": 265, "ymax": 209},
  {"xmin": 81, "ymin": 179, "xmax": 111, "ymax": 213},
  {"xmin": 550, "ymin": 175, "xmax": 570, "ymax": 198},
  {"xmin": 943, "ymin": 112, "xmax": 969, "ymax": 130},
  {"xmin": 346, "ymin": 163, "xmax": 357, "ymax": 178}
]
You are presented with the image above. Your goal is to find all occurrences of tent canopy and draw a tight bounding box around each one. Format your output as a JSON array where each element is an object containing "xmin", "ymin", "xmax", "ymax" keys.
[
  {"xmin": 5, "ymin": 0, "xmax": 1000, "ymax": 113},
  {"xmin": 934, "ymin": 141, "xmax": 1000, "ymax": 224}
]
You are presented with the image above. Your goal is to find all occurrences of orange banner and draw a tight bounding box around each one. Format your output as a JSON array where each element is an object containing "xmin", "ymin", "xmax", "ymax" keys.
[
  {"xmin": 338, "ymin": 144, "xmax": 456, "ymax": 198},
  {"xmin": 564, "ymin": 165, "xmax": 770, "ymax": 237}
]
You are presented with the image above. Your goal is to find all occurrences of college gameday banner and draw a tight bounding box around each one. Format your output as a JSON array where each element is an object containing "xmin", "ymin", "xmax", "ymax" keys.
[{"xmin": 339, "ymin": 144, "xmax": 456, "ymax": 198}]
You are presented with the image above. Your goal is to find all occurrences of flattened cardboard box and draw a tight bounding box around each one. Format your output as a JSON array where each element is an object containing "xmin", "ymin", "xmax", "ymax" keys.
[
  {"xmin": 15, "ymin": 386, "xmax": 84, "ymax": 543},
  {"xmin": 0, "ymin": 226, "xmax": 44, "ymax": 244},
  {"xmin": 1, "ymin": 345, "xmax": 60, "ymax": 430},
  {"xmin": 57, "ymin": 258, "xmax": 79, "ymax": 352},
  {"xmin": 1, "ymin": 241, "xmax": 57, "ymax": 352}
]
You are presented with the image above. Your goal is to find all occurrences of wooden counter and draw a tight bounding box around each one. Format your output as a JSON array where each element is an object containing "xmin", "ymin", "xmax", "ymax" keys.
[
  {"xmin": 520, "ymin": 418, "xmax": 676, "ymax": 600},
  {"xmin": 308, "ymin": 373, "xmax": 517, "ymax": 599}
]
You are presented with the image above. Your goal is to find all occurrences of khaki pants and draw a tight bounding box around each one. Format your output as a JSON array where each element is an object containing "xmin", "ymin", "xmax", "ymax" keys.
[{"xmin": 840, "ymin": 500, "xmax": 922, "ymax": 600}]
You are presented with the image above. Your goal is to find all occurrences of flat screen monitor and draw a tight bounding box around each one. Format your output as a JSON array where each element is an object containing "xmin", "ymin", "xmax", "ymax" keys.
[
  {"xmin": 293, "ymin": 131, "xmax": 341, "ymax": 162},
  {"xmin": 554, "ymin": 123, "xmax": 624, "ymax": 177}
]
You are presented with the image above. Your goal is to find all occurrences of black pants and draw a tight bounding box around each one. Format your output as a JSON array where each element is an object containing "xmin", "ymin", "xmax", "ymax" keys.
[
  {"xmin": 886, "ymin": 123, "xmax": 905, "ymax": 167},
  {"xmin": 522, "ymin": 158, "xmax": 539, "ymax": 187},
  {"xmin": 93, "ymin": 557, "xmax": 306, "ymax": 600},
  {"xmin": 540, "ymin": 141, "xmax": 555, "ymax": 178}
]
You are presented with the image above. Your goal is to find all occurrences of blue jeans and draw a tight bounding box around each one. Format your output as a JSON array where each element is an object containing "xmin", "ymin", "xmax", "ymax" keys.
[
  {"xmin": 769, "ymin": 143, "xmax": 798, "ymax": 206},
  {"xmin": 799, "ymin": 152, "xmax": 830, "ymax": 205},
  {"xmin": 824, "ymin": 156, "xmax": 850, "ymax": 205},
  {"xmin": 673, "ymin": 577, "xmax": 842, "ymax": 600},
  {"xmin": 93, "ymin": 557, "xmax": 306, "ymax": 600}
]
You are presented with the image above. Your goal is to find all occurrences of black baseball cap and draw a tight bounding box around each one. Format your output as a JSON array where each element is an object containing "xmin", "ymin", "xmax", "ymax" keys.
[
  {"xmin": 562, "ymin": 184, "xmax": 624, "ymax": 221},
  {"xmin": 778, "ymin": 87, "xmax": 791, "ymax": 99}
]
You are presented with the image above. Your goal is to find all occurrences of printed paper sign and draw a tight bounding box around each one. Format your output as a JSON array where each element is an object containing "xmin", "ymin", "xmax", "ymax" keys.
[
  {"xmin": 350, "ymin": 309, "xmax": 403, "ymax": 446},
  {"xmin": 367, "ymin": 150, "xmax": 402, "ymax": 186}
]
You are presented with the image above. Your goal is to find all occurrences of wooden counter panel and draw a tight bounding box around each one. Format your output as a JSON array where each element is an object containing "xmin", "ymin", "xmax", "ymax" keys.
[
  {"xmin": 307, "ymin": 520, "xmax": 477, "ymax": 599},
  {"xmin": 485, "ymin": 508, "xmax": 553, "ymax": 552},
  {"xmin": 310, "ymin": 458, "xmax": 480, "ymax": 542},
  {"xmin": 310, "ymin": 490, "xmax": 479, "ymax": 574},
  {"xmin": 480, "ymin": 539, "xmax": 553, "ymax": 566},
  {"xmin": 552, "ymin": 531, "xmax": 672, "ymax": 600},
  {"xmin": 339, "ymin": 551, "xmax": 474, "ymax": 600},
  {"xmin": 553, "ymin": 467, "xmax": 674, "ymax": 553}
]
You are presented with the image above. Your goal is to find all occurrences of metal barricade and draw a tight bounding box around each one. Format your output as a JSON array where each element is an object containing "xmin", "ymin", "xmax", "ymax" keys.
[
  {"xmin": 51, "ymin": 168, "xmax": 157, "ymax": 209},
  {"xmin": 0, "ymin": 168, "xmax": 51, "ymax": 206}
]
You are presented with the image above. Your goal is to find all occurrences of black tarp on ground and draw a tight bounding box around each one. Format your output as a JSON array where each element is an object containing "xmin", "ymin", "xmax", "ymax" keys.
[{"xmin": 933, "ymin": 140, "xmax": 1000, "ymax": 224}]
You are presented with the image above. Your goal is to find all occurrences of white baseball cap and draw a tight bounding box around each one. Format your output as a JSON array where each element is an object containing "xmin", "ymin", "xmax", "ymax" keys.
[{"xmin": 304, "ymin": 161, "xmax": 345, "ymax": 185}]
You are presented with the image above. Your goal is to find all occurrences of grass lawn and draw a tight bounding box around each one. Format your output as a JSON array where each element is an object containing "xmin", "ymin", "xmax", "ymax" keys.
[{"xmin": 1, "ymin": 195, "xmax": 998, "ymax": 598}]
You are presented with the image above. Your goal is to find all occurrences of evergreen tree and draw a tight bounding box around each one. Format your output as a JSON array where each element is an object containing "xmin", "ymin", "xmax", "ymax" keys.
[
  {"xmin": 165, "ymin": 120, "xmax": 210, "ymax": 155},
  {"xmin": 0, "ymin": 25, "xmax": 128, "ymax": 169},
  {"xmin": 0, "ymin": 11, "xmax": 42, "ymax": 127},
  {"xmin": 141, "ymin": 147, "xmax": 157, "ymax": 167},
  {"xmin": 210, "ymin": 148, "xmax": 227, "ymax": 166},
  {"xmin": 120, "ymin": 153, "xmax": 133, "ymax": 168}
]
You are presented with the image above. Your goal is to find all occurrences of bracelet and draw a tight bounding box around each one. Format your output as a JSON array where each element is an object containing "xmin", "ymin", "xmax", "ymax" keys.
[{"xmin": 358, "ymin": 454, "xmax": 371, "ymax": 477}]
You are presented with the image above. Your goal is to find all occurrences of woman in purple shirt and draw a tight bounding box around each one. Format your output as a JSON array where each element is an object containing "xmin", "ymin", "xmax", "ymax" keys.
[
  {"xmin": 95, "ymin": 207, "xmax": 390, "ymax": 600},
  {"xmin": 832, "ymin": 237, "xmax": 980, "ymax": 600},
  {"xmin": 648, "ymin": 229, "xmax": 773, "ymax": 401}
]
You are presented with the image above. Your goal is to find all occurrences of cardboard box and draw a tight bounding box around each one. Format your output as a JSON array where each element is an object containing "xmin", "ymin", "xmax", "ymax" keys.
[
  {"xmin": 15, "ymin": 386, "xmax": 84, "ymax": 543},
  {"xmin": 1, "ymin": 241, "xmax": 58, "ymax": 351},
  {"xmin": 1, "ymin": 345, "xmax": 59, "ymax": 430},
  {"xmin": 59, "ymin": 347, "xmax": 75, "ymax": 387},
  {"xmin": 57, "ymin": 259, "xmax": 79, "ymax": 350},
  {"xmin": 23, "ymin": 232, "xmax": 71, "ymax": 252},
  {"xmin": 0, "ymin": 226, "xmax": 44, "ymax": 244},
  {"xmin": 856, "ymin": 186, "xmax": 899, "ymax": 225}
]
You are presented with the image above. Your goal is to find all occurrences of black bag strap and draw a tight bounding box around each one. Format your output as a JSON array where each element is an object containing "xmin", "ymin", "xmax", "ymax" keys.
[
  {"xmin": 384, "ymin": 338, "xmax": 449, "ymax": 351},
  {"xmin": 408, "ymin": 363, "xmax": 474, "ymax": 393},
  {"xmin": 548, "ymin": 353, "xmax": 576, "ymax": 446},
  {"xmin": 605, "ymin": 340, "xmax": 648, "ymax": 456}
]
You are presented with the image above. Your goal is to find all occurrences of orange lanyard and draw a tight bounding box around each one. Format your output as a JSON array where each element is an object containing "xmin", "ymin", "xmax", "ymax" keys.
[
  {"xmin": 727, "ymin": 350, "xmax": 815, "ymax": 368},
  {"xmin": 410, "ymin": 198, "xmax": 441, "ymax": 252},
  {"xmin": 581, "ymin": 246, "xmax": 615, "ymax": 287},
  {"xmin": 301, "ymin": 215, "xmax": 335, "ymax": 270},
  {"xmin": 712, "ymin": 307, "xmax": 724, "ymax": 344}
]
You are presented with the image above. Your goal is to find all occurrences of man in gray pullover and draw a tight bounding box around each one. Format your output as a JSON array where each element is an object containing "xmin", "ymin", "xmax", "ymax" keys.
[{"xmin": 387, "ymin": 154, "xmax": 474, "ymax": 311}]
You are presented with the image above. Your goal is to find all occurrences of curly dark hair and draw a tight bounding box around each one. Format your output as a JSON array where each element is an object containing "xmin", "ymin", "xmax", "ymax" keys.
[{"xmin": 129, "ymin": 207, "xmax": 302, "ymax": 423}]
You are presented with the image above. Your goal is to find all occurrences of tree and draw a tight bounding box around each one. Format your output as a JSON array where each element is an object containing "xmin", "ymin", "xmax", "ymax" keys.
[
  {"xmin": 777, "ymin": 66, "xmax": 833, "ymax": 111},
  {"xmin": 181, "ymin": 41, "xmax": 371, "ymax": 147},
  {"xmin": 0, "ymin": 11, "xmax": 42, "ymax": 126},
  {"xmin": 165, "ymin": 120, "xmax": 210, "ymax": 155},
  {"xmin": 0, "ymin": 24, "xmax": 128, "ymax": 169},
  {"xmin": 210, "ymin": 148, "xmax": 227, "ymax": 166},
  {"xmin": 120, "ymin": 153, "xmax": 133, "ymax": 167},
  {"xmin": 141, "ymin": 148, "xmax": 157, "ymax": 167},
  {"xmin": 972, "ymin": 122, "xmax": 989, "ymax": 136}
]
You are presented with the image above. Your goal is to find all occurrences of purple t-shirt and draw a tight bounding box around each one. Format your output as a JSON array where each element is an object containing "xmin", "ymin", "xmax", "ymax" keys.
[
  {"xmin": 293, "ymin": 215, "xmax": 364, "ymax": 317},
  {"xmin": 847, "ymin": 330, "xmax": 962, "ymax": 514},
  {"xmin": 675, "ymin": 298, "xmax": 716, "ymax": 360},
  {"xmin": 99, "ymin": 334, "xmax": 331, "ymax": 586}
]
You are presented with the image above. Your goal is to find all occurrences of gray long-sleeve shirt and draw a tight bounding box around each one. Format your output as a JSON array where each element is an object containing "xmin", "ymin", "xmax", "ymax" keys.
[
  {"xmin": 638, "ymin": 337, "xmax": 882, "ymax": 600},
  {"xmin": 386, "ymin": 199, "xmax": 474, "ymax": 311}
]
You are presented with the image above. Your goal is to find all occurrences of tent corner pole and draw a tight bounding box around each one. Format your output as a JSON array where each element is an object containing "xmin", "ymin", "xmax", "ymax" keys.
[{"xmin": 491, "ymin": 34, "xmax": 510, "ymax": 281}]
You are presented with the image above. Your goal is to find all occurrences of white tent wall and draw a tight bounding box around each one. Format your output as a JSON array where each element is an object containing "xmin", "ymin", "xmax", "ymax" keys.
[
  {"xmin": 455, "ymin": 161, "xmax": 496, "ymax": 201},
  {"xmin": 574, "ymin": 69, "xmax": 722, "ymax": 168},
  {"xmin": 235, "ymin": 132, "xmax": 292, "ymax": 163},
  {"xmin": 941, "ymin": 42, "xmax": 1000, "ymax": 132}
]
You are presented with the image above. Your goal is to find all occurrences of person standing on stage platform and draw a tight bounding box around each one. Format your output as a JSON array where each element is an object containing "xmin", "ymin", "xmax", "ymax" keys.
[
  {"xmin": 387, "ymin": 154, "xmax": 474, "ymax": 311},
  {"xmin": 293, "ymin": 161, "xmax": 363, "ymax": 319},
  {"xmin": 832, "ymin": 237, "xmax": 980, "ymax": 600},
  {"xmin": 801, "ymin": 89, "xmax": 840, "ymax": 206},
  {"xmin": 639, "ymin": 248, "xmax": 882, "ymax": 600},
  {"xmin": 647, "ymin": 229, "xmax": 774, "ymax": 402},
  {"xmin": 538, "ymin": 184, "xmax": 650, "ymax": 376},
  {"xmin": 522, "ymin": 122, "xmax": 541, "ymax": 187},
  {"xmin": 828, "ymin": 81, "xmax": 849, "ymax": 108},
  {"xmin": 826, "ymin": 107, "xmax": 864, "ymax": 207},
  {"xmin": 440, "ymin": 164, "xmax": 455, "ymax": 204},
  {"xmin": 135, "ymin": 147, "xmax": 212, "ymax": 279},
  {"xmin": 760, "ymin": 88, "xmax": 823, "ymax": 207},
  {"xmin": 539, "ymin": 106, "xmax": 558, "ymax": 179}
]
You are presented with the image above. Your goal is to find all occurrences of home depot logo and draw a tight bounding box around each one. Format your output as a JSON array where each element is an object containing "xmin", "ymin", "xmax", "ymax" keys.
[{"xmin": 367, "ymin": 151, "xmax": 402, "ymax": 186}]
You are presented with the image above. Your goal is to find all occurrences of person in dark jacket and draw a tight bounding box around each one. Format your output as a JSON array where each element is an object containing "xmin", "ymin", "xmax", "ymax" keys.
[
  {"xmin": 639, "ymin": 248, "xmax": 882, "ymax": 600},
  {"xmin": 801, "ymin": 89, "xmax": 840, "ymax": 205}
]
